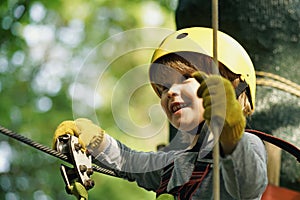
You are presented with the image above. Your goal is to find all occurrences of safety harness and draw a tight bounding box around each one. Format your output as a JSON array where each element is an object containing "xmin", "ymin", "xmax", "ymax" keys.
[
  {"xmin": 156, "ymin": 129, "xmax": 300, "ymax": 200},
  {"xmin": 156, "ymin": 126, "xmax": 213, "ymax": 200},
  {"xmin": 156, "ymin": 159, "xmax": 212, "ymax": 200}
]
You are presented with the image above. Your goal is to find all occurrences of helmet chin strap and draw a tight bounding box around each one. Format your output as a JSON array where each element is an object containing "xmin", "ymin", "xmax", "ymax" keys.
[{"xmin": 235, "ymin": 81, "xmax": 248, "ymax": 98}]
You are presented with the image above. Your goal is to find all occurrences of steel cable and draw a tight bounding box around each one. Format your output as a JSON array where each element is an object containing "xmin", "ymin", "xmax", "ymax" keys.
[{"xmin": 0, "ymin": 125, "xmax": 116, "ymax": 176}]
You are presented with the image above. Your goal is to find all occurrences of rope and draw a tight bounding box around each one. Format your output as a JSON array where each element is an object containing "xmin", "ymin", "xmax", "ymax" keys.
[
  {"xmin": 256, "ymin": 71, "xmax": 300, "ymax": 98},
  {"xmin": 212, "ymin": 0, "xmax": 220, "ymax": 199},
  {"xmin": 256, "ymin": 78, "xmax": 300, "ymax": 98},
  {"xmin": 0, "ymin": 125, "xmax": 116, "ymax": 177},
  {"xmin": 256, "ymin": 71, "xmax": 300, "ymax": 91}
]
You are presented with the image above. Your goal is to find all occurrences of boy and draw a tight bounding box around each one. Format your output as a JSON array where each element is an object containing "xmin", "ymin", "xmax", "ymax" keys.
[{"xmin": 53, "ymin": 27, "xmax": 268, "ymax": 199}]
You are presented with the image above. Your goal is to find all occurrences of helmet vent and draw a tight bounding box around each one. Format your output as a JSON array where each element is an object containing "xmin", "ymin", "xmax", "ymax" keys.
[{"xmin": 176, "ymin": 33, "xmax": 188, "ymax": 39}]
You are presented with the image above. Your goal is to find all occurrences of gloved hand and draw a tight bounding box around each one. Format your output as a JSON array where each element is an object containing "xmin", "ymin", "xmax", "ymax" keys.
[
  {"xmin": 67, "ymin": 181, "xmax": 88, "ymax": 200},
  {"xmin": 192, "ymin": 72, "xmax": 246, "ymax": 150},
  {"xmin": 156, "ymin": 193, "xmax": 175, "ymax": 200},
  {"xmin": 53, "ymin": 118, "xmax": 106, "ymax": 153}
]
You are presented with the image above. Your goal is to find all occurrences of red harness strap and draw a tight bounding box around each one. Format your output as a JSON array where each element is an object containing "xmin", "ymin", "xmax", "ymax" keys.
[
  {"xmin": 156, "ymin": 161, "xmax": 211, "ymax": 200},
  {"xmin": 156, "ymin": 162, "xmax": 174, "ymax": 196},
  {"xmin": 245, "ymin": 129, "xmax": 300, "ymax": 162}
]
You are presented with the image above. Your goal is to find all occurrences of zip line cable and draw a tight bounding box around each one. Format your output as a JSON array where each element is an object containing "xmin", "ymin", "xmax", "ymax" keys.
[{"xmin": 0, "ymin": 125, "xmax": 116, "ymax": 177}]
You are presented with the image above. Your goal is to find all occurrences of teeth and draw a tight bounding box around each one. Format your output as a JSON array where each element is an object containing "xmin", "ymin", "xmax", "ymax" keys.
[{"xmin": 172, "ymin": 103, "xmax": 187, "ymax": 113}]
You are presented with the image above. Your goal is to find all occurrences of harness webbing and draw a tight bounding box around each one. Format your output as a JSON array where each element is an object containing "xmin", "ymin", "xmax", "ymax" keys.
[
  {"xmin": 156, "ymin": 161, "xmax": 211, "ymax": 200},
  {"xmin": 156, "ymin": 129, "xmax": 300, "ymax": 199}
]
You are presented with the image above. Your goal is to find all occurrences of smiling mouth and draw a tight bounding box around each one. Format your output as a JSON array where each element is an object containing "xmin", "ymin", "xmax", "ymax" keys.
[{"xmin": 171, "ymin": 103, "xmax": 188, "ymax": 113}]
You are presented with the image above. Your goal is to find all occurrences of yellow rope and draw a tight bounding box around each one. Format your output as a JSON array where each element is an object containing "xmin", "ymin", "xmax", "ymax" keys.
[
  {"xmin": 212, "ymin": 0, "xmax": 220, "ymax": 200},
  {"xmin": 256, "ymin": 78, "xmax": 300, "ymax": 98},
  {"xmin": 256, "ymin": 71, "xmax": 300, "ymax": 91},
  {"xmin": 256, "ymin": 71, "xmax": 300, "ymax": 98}
]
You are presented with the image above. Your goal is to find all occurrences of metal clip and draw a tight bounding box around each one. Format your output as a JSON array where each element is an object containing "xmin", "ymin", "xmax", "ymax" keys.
[{"xmin": 56, "ymin": 135, "xmax": 95, "ymax": 193}]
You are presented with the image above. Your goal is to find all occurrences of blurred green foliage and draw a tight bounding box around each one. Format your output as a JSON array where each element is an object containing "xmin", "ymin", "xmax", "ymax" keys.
[{"xmin": 0, "ymin": 0, "xmax": 176, "ymax": 199}]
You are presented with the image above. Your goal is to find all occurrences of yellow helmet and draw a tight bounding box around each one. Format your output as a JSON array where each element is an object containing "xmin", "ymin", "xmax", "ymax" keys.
[{"xmin": 150, "ymin": 27, "xmax": 256, "ymax": 111}]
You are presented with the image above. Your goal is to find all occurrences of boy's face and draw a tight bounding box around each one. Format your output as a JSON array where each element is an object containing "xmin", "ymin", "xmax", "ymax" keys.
[{"xmin": 157, "ymin": 71, "xmax": 205, "ymax": 132}]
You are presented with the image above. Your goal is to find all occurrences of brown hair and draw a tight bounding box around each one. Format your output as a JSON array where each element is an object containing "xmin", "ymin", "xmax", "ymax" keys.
[
  {"xmin": 150, "ymin": 52, "xmax": 253, "ymax": 116},
  {"xmin": 219, "ymin": 64, "xmax": 253, "ymax": 116}
]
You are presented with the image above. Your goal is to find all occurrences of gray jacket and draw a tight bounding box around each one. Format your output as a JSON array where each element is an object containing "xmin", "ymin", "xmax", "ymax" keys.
[{"xmin": 92, "ymin": 132, "xmax": 268, "ymax": 200}]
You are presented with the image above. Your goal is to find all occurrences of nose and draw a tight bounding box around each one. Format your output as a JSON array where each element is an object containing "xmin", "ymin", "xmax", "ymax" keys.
[{"xmin": 167, "ymin": 84, "xmax": 180, "ymax": 98}]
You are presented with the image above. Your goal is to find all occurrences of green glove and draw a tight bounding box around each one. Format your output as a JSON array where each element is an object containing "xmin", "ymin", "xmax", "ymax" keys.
[
  {"xmin": 67, "ymin": 181, "xmax": 88, "ymax": 200},
  {"xmin": 156, "ymin": 193, "xmax": 175, "ymax": 200},
  {"xmin": 192, "ymin": 72, "xmax": 246, "ymax": 148},
  {"xmin": 53, "ymin": 120, "xmax": 81, "ymax": 149},
  {"xmin": 53, "ymin": 118, "xmax": 106, "ymax": 152}
]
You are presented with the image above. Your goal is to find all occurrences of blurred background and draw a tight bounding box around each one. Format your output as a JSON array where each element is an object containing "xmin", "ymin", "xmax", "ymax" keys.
[{"xmin": 0, "ymin": 0, "xmax": 299, "ymax": 199}]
